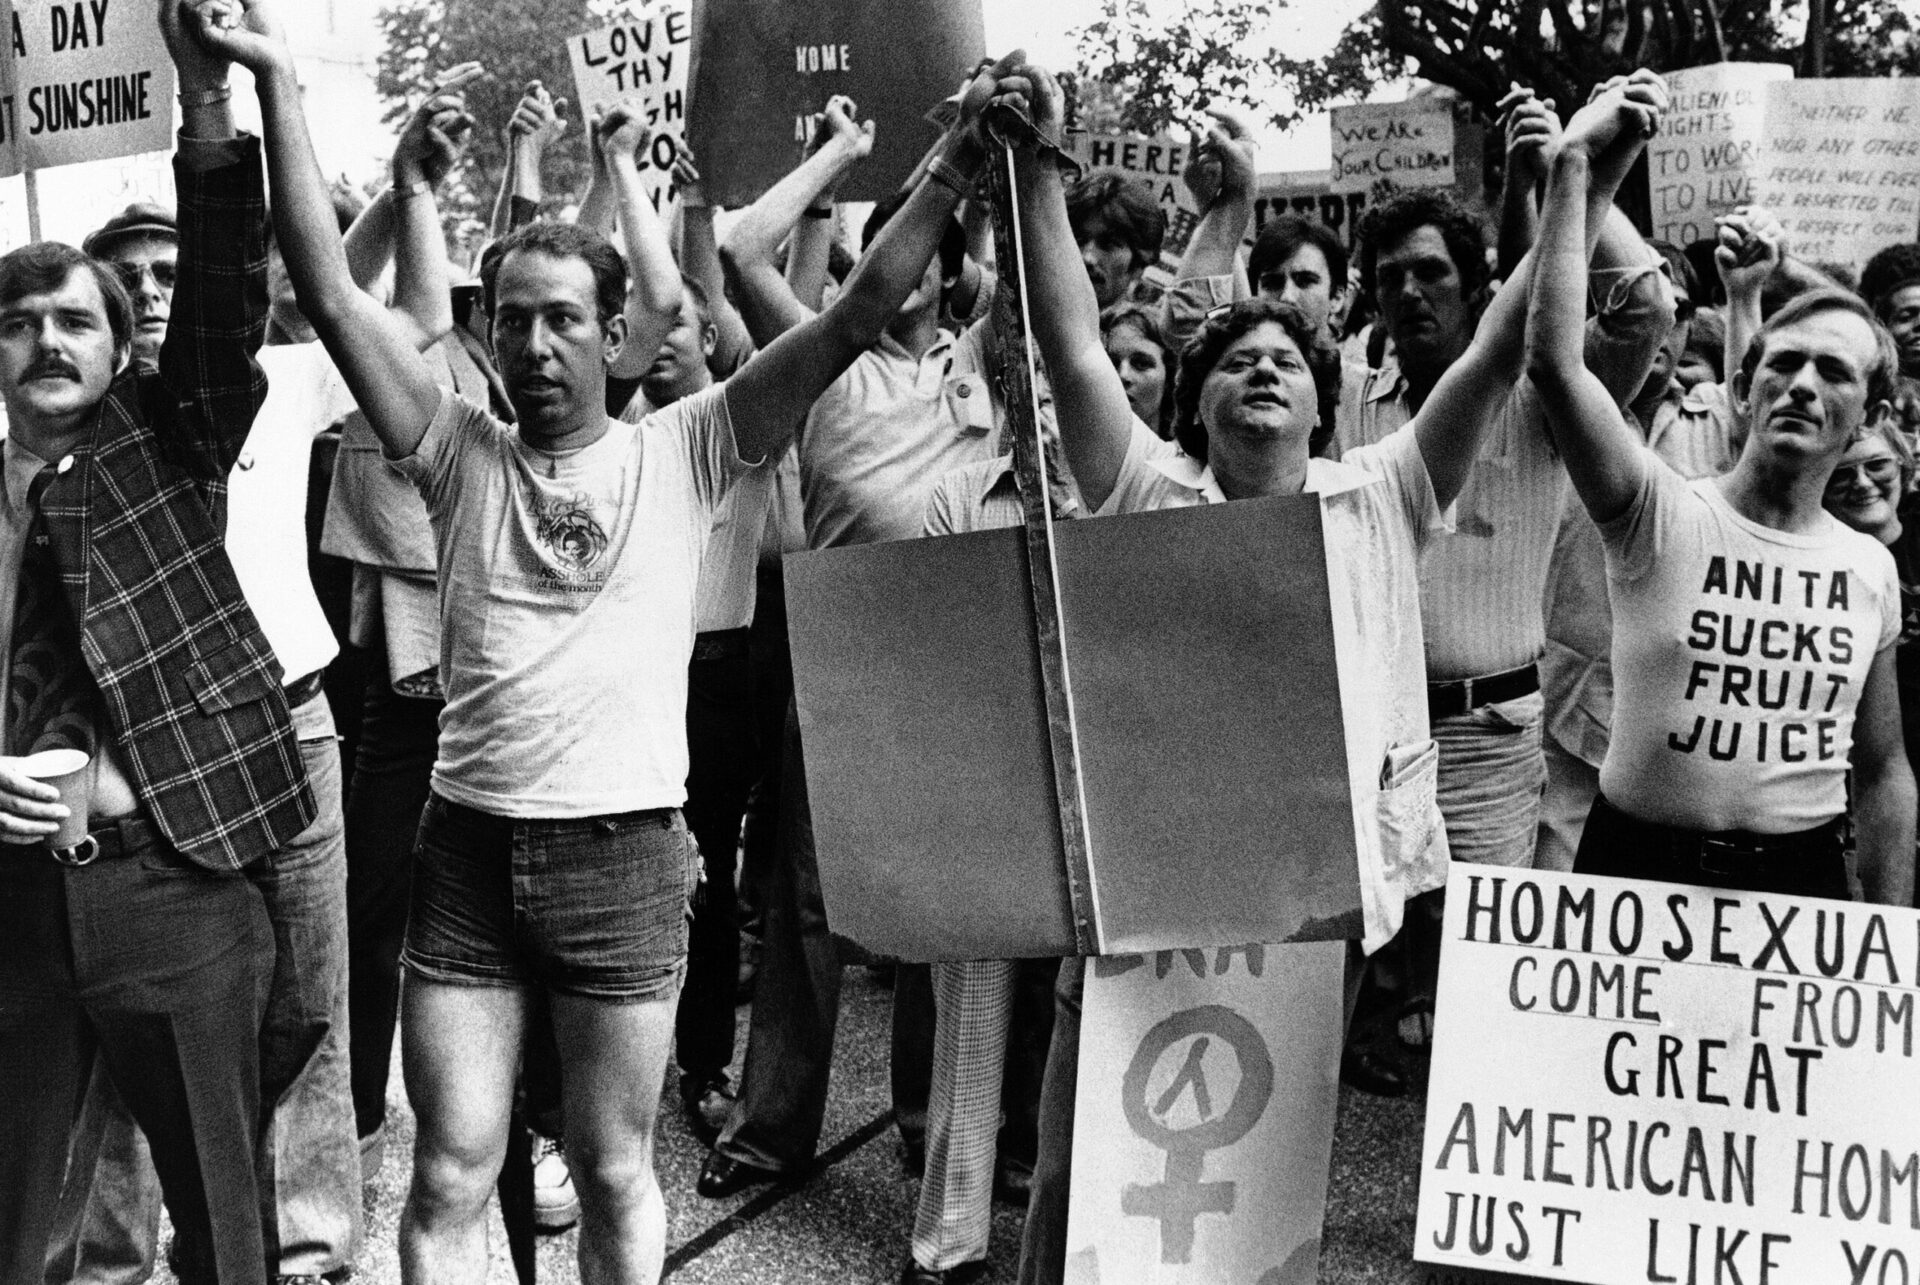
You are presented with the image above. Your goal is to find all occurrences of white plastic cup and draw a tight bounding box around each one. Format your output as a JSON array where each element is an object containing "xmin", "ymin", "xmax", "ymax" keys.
[{"xmin": 19, "ymin": 748, "xmax": 90, "ymax": 848}]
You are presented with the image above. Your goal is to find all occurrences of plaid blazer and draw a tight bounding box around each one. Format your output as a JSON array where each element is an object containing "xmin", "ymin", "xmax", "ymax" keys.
[{"xmin": 36, "ymin": 137, "xmax": 314, "ymax": 871}]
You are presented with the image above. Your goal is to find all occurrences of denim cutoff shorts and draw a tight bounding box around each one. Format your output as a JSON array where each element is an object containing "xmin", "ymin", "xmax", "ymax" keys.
[{"xmin": 402, "ymin": 793, "xmax": 700, "ymax": 1001}]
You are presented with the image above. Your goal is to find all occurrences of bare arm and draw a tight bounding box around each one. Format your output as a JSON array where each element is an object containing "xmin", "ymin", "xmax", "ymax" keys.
[
  {"xmin": 597, "ymin": 101, "xmax": 683, "ymax": 378},
  {"xmin": 673, "ymin": 147, "xmax": 752, "ymax": 369},
  {"xmin": 722, "ymin": 59, "xmax": 1008, "ymax": 463},
  {"xmin": 719, "ymin": 97, "xmax": 873, "ymax": 347},
  {"xmin": 207, "ymin": 0, "xmax": 443, "ymax": 459},
  {"xmin": 388, "ymin": 85, "xmax": 471, "ymax": 353},
  {"xmin": 1852, "ymin": 646, "xmax": 1917, "ymax": 906},
  {"xmin": 1173, "ymin": 105, "xmax": 1256, "ymax": 287},
  {"xmin": 1714, "ymin": 204, "xmax": 1786, "ymax": 379},
  {"xmin": 1495, "ymin": 89, "xmax": 1558, "ymax": 280}
]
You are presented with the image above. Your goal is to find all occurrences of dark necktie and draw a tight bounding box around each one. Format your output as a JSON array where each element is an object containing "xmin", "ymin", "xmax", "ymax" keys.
[{"xmin": 7, "ymin": 467, "xmax": 98, "ymax": 757}]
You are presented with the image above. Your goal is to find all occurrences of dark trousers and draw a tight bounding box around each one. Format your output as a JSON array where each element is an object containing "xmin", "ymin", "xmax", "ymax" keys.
[
  {"xmin": 1015, "ymin": 955, "xmax": 1083, "ymax": 1285},
  {"xmin": 344, "ymin": 649, "xmax": 443, "ymax": 1139},
  {"xmin": 1574, "ymin": 794, "xmax": 1850, "ymax": 899},
  {"xmin": 0, "ymin": 838, "xmax": 272, "ymax": 1285},
  {"xmin": 676, "ymin": 645, "xmax": 759, "ymax": 1085}
]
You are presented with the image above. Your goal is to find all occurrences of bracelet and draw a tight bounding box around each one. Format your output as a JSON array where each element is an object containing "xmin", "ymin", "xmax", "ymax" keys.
[
  {"xmin": 927, "ymin": 155, "xmax": 977, "ymax": 199},
  {"xmin": 177, "ymin": 83, "xmax": 232, "ymax": 108},
  {"xmin": 804, "ymin": 205, "xmax": 833, "ymax": 220},
  {"xmin": 394, "ymin": 179, "xmax": 433, "ymax": 201}
]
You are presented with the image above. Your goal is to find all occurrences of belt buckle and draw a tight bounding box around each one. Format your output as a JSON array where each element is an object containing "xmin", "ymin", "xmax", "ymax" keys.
[
  {"xmin": 1697, "ymin": 834, "xmax": 1744, "ymax": 876},
  {"xmin": 51, "ymin": 834, "xmax": 101, "ymax": 867}
]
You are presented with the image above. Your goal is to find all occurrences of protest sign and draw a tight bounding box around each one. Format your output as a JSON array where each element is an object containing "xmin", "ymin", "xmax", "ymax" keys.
[
  {"xmin": 565, "ymin": 1, "xmax": 691, "ymax": 214},
  {"xmin": 1065, "ymin": 942, "xmax": 1345, "ymax": 1284},
  {"xmin": 1417, "ymin": 865, "xmax": 1920, "ymax": 1283},
  {"xmin": 1063, "ymin": 131, "xmax": 1202, "ymax": 271},
  {"xmin": 787, "ymin": 496, "xmax": 1366, "ymax": 962},
  {"xmin": 1647, "ymin": 62, "xmax": 1792, "ymax": 248},
  {"xmin": 1755, "ymin": 77, "xmax": 1920, "ymax": 270},
  {"xmin": 686, "ymin": 0, "xmax": 984, "ymax": 205},
  {"xmin": 1330, "ymin": 101, "xmax": 1455, "ymax": 196},
  {"xmin": 1253, "ymin": 170, "xmax": 1369, "ymax": 254},
  {"xmin": 4, "ymin": 0, "xmax": 174, "ymax": 174}
]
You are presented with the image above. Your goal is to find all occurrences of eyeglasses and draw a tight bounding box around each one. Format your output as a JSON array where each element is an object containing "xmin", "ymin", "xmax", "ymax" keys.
[
  {"xmin": 1826, "ymin": 457, "xmax": 1903, "ymax": 490},
  {"xmin": 110, "ymin": 259, "xmax": 176, "ymax": 293}
]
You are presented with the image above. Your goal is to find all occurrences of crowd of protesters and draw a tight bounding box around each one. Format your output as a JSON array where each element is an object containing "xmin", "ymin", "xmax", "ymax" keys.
[{"xmin": 0, "ymin": 2, "xmax": 1915, "ymax": 1284}]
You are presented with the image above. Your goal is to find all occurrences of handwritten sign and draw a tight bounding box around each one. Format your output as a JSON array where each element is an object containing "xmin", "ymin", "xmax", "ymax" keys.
[
  {"xmin": 1417, "ymin": 866, "xmax": 1920, "ymax": 1283},
  {"xmin": 1754, "ymin": 78, "xmax": 1920, "ymax": 270},
  {"xmin": 565, "ymin": 1, "xmax": 691, "ymax": 214},
  {"xmin": 687, "ymin": 0, "xmax": 984, "ymax": 205},
  {"xmin": 2, "ymin": 0, "xmax": 174, "ymax": 174},
  {"xmin": 1330, "ymin": 102, "xmax": 1454, "ymax": 196},
  {"xmin": 1648, "ymin": 62, "xmax": 1793, "ymax": 248},
  {"xmin": 1065, "ymin": 942, "xmax": 1344, "ymax": 1283}
]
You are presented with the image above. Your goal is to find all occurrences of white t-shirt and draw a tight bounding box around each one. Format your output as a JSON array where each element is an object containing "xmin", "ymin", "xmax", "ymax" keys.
[
  {"xmin": 226, "ymin": 342, "xmax": 357, "ymax": 683},
  {"xmin": 1599, "ymin": 459, "xmax": 1902, "ymax": 833},
  {"xmin": 1098, "ymin": 422, "xmax": 1452, "ymax": 953},
  {"xmin": 396, "ymin": 385, "xmax": 749, "ymax": 816}
]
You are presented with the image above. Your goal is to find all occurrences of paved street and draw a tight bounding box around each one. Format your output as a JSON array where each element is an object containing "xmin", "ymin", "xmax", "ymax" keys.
[{"xmin": 152, "ymin": 964, "xmax": 1433, "ymax": 1284}]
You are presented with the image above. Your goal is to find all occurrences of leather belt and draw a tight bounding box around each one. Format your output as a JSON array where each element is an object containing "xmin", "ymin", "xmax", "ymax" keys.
[
  {"xmin": 283, "ymin": 669, "xmax": 326, "ymax": 709},
  {"xmin": 1590, "ymin": 795, "xmax": 1845, "ymax": 879},
  {"xmin": 692, "ymin": 628, "xmax": 750, "ymax": 663},
  {"xmin": 1427, "ymin": 662, "xmax": 1539, "ymax": 721}
]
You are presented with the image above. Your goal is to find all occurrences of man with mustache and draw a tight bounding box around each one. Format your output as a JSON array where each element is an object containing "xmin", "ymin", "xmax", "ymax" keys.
[{"xmin": 0, "ymin": 3, "xmax": 314, "ymax": 1282}]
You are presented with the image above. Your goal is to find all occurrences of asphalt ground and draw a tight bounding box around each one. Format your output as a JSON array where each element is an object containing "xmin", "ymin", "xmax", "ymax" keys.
[{"xmin": 145, "ymin": 965, "xmax": 1436, "ymax": 1284}]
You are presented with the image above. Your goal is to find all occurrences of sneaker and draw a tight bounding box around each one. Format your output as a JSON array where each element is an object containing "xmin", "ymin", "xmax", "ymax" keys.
[{"xmin": 532, "ymin": 1133, "xmax": 580, "ymax": 1232}]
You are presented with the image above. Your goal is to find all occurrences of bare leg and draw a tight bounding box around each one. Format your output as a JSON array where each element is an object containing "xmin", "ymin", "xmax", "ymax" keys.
[
  {"xmin": 551, "ymin": 989, "xmax": 680, "ymax": 1285},
  {"xmin": 397, "ymin": 977, "xmax": 527, "ymax": 1285}
]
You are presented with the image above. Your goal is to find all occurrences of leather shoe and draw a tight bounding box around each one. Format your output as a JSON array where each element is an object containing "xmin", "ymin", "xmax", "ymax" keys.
[
  {"xmin": 697, "ymin": 1151, "xmax": 785, "ymax": 1199},
  {"xmin": 899, "ymin": 1258, "xmax": 989, "ymax": 1284},
  {"xmin": 1341, "ymin": 1046, "xmax": 1408, "ymax": 1098},
  {"xmin": 679, "ymin": 1073, "xmax": 735, "ymax": 1145}
]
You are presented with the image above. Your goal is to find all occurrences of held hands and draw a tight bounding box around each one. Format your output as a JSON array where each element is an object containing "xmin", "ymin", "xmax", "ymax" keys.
[
  {"xmin": 984, "ymin": 56, "xmax": 1064, "ymax": 146},
  {"xmin": 507, "ymin": 80, "xmax": 569, "ymax": 155},
  {"xmin": 593, "ymin": 99, "xmax": 653, "ymax": 170},
  {"xmin": 0, "ymin": 758, "xmax": 67, "ymax": 845},
  {"xmin": 1562, "ymin": 69, "xmax": 1668, "ymax": 187},
  {"xmin": 1715, "ymin": 204, "xmax": 1786, "ymax": 299},
  {"xmin": 164, "ymin": 0, "xmax": 287, "ymax": 83},
  {"xmin": 806, "ymin": 95, "xmax": 875, "ymax": 161},
  {"xmin": 1184, "ymin": 104, "xmax": 1257, "ymax": 209},
  {"xmin": 394, "ymin": 62, "xmax": 480, "ymax": 188},
  {"xmin": 1498, "ymin": 85, "xmax": 1561, "ymax": 190}
]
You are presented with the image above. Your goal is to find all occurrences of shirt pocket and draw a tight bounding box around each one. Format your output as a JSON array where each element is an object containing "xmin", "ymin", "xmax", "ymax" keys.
[
  {"xmin": 1377, "ymin": 738, "xmax": 1442, "ymax": 881},
  {"xmin": 183, "ymin": 637, "xmax": 280, "ymax": 716}
]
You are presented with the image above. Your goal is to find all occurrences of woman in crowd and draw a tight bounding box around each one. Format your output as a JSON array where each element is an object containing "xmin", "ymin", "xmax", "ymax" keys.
[{"xmin": 1100, "ymin": 302, "xmax": 1175, "ymax": 438}]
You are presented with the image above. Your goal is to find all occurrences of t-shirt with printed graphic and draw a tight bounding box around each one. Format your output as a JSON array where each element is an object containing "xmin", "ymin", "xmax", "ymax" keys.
[
  {"xmin": 1599, "ymin": 460, "xmax": 1902, "ymax": 834},
  {"xmin": 396, "ymin": 384, "xmax": 750, "ymax": 817}
]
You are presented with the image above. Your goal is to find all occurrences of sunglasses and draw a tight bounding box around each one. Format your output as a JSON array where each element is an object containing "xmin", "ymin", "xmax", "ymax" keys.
[{"xmin": 110, "ymin": 259, "xmax": 176, "ymax": 293}]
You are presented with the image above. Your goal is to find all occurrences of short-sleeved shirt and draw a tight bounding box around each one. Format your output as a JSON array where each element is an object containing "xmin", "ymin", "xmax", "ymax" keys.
[
  {"xmin": 1096, "ymin": 423, "xmax": 1451, "ymax": 953},
  {"xmin": 396, "ymin": 385, "xmax": 750, "ymax": 816},
  {"xmin": 797, "ymin": 322, "xmax": 998, "ymax": 550},
  {"xmin": 1599, "ymin": 460, "xmax": 1901, "ymax": 833}
]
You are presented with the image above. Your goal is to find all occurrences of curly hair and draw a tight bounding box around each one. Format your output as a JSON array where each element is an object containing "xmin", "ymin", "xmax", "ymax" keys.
[
  {"xmin": 1356, "ymin": 188, "xmax": 1488, "ymax": 304},
  {"xmin": 1171, "ymin": 298, "xmax": 1340, "ymax": 462},
  {"xmin": 1860, "ymin": 242, "xmax": 1920, "ymax": 315},
  {"xmin": 1066, "ymin": 173, "xmax": 1167, "ymax": 271},
  {"xmin": 1100, "ymin": 302, "xmax": 1175, "ymax": 435}
]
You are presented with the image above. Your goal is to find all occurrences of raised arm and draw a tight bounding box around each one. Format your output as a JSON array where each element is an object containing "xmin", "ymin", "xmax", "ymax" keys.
[
  {"xmin": 1173, "ymin": 105, "xmax": 1257, "ymax": 287},
  {"xmin": 719, "ymin": 96, "xmax": 873, "ymax": 347},
  {"xmin": 721, "ymin": 58, "xmax": 1008, "ymax": 463},
  {"xmin": 491, "ymin": 81, "xmax": 566, "ymax": 238},
  {"xmin": 198, "ymin": 0, "xmax": 443, "ymax": 458},
  {"xmin": 595, "ymin": 101, "xmax": 683, "ymax": 379},
  {"xmin": 1495, "ymin": 87, "xmax": 1557, "ymax": 280},
  {"xmin": 1521, "ymin": 88, "xmax": 1662, "ymax": 524},
  {"xmin": 153, "ymin": 0, "xmax": 270, "ymax": 479},
  {"xmin": 386, "ymin": 79, "xmax": 472, "ymax": 352},
  {"xmin": 1714, "ymin": 204, "xmax": 1784, "ymax": 379},
  {"xmin": 672, "ymin": 146, "xmax": 752, "ymax": 370},
  {"xmin": 988, "ymin": 62, "xmax": 1134, "ymax": 511}
]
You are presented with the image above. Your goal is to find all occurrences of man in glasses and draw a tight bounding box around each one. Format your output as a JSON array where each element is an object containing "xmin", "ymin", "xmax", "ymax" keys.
[{"xmin": 83, "ymin": 204, "xmax": 178, "ymax": 370}]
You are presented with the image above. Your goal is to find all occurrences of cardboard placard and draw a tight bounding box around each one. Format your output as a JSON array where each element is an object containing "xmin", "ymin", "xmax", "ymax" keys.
[
  {"xmin": 1064, "ymin": 942, "xmax": 1346, "ymax": 1283},
  {"xmin": 1417, "ymin": 866, "xmax": 1920, "ymax": 1283},
  {"xmin": 685, "ymin": 0, "xmax": 984, "ymax": 206},
  {"xmin": 4, "ymin": 0, "xmax": 174, "ymax": 175},
  {"xmin": 786, "ymin": 496, "xmax": 1362, "ymax": 962},
  {"xmin": 565, "ymin": 2, "xmax": 692, "ymax": 215},
  {"xmin": 1755, "ymin": 78, "xmax": 1920, "ymax": 270},
  {"xmin": 1330, "ymin": 102, "xmax": 1454, "ymax": 196},
  {"xmin": 1648, "ymin": 63, "xmax": 1793, "ymax": 249}
]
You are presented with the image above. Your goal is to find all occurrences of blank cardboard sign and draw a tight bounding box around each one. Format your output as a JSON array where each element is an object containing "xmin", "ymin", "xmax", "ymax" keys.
[{"xmin": 787, "ymin": 496, "xmax": 1363, "ymax": 962}]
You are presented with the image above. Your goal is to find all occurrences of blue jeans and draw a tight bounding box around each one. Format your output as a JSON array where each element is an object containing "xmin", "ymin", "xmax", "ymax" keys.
[{"xmin": 46, "ymin": 693, "xmax": 362, "ymax": 1281}]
